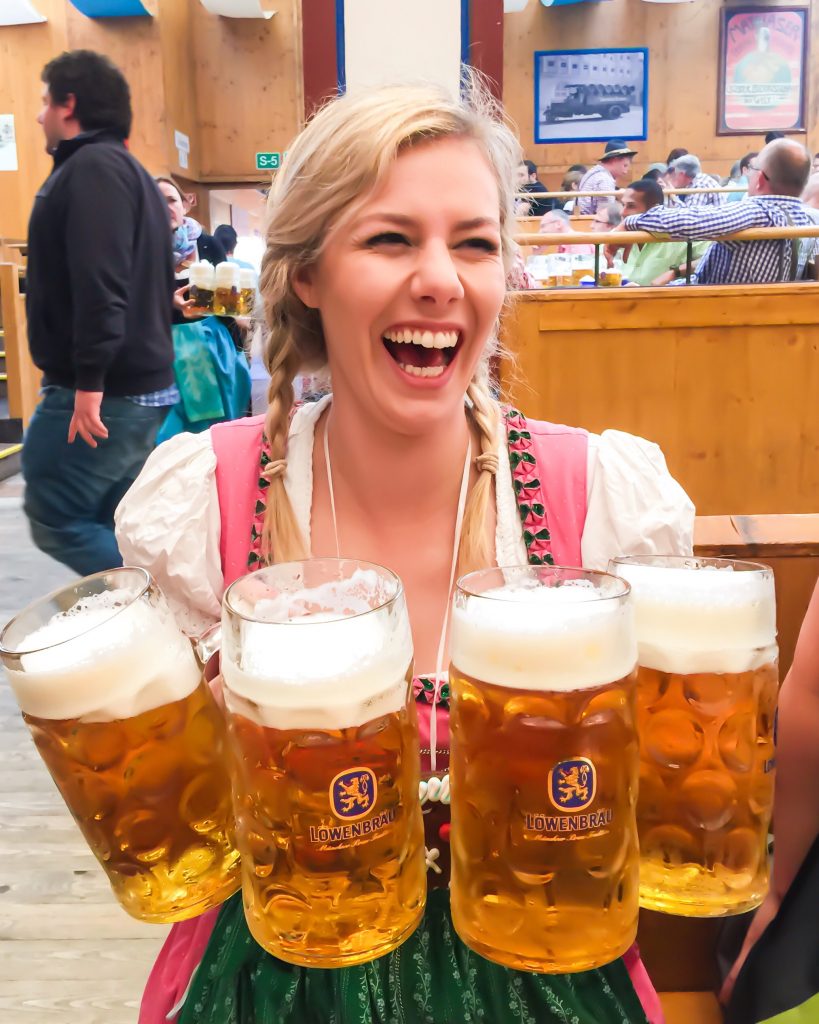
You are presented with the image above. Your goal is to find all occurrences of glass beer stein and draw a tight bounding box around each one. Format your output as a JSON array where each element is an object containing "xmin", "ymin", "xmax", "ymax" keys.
[
  {"xmin": 612, "ymin": 555, "xmax": 778, "ymax": 917},
  {"xmin": 221, "ymin": 558, "xmax": 426, "ymax": 967},
  {"xmin": 449, "ymin": 566, "xmax": 640, "ymax": 973},
  {"xmin": 0, "ymin": 568, "xmax": 240, "ymax": 923}
]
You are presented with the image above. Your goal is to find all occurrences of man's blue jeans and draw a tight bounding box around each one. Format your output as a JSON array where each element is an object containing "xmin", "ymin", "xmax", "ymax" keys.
[{"xmin": 22, "ymin": 387, "xmax": 168, "ymax": 577}]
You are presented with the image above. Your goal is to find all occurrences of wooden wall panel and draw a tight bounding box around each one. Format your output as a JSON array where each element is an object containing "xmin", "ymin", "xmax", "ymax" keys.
[
  {"xmin": 499, "ymin": 285, "xmax": 819, "ymax": 517},
  {"xmin": 156, "ymin": 0, "xmax": 199, "ymax": 179},
  {"xmin": 62, "ymin": 5, "xmax": 167, "ymax": 173},
  {"xmin": 504, "ymin": 0, "xmax": 819, "ymax": 184},
  {"xmin": 0, "ymin": 0, "xmax": 67, "ymax": 241},
  {"xmin": 0, "ymin": 0, "xmax": 175, "ymax": 240},
  {"xmin": 0, "ymin": 0, "xmax": 305, "ymax": 238},
  {"xmin": 192, "ymin": 0, "xmax": 303, "ymax": 181}
]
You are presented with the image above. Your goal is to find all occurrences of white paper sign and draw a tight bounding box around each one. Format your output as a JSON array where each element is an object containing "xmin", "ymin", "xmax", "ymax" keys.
[
  {"xmin": 0, "ymin": 115, "xmax": 19, "ymax": 172},
  {"xmin": 0, "ymin": 0, "xmax": 47, "ymax": 25},
  {"xmin": 174, "ymin": 130, "xmax": 190, "ymax": 153},
  {"xmin": 199, "ymin": 0, "xmax": 275, "ymax": 18}
]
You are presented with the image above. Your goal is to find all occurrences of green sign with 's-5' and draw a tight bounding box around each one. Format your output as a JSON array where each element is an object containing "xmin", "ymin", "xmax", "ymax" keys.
[{"xmin": 256, "ymin": 152, "xmax": 281, "ymax": 171}]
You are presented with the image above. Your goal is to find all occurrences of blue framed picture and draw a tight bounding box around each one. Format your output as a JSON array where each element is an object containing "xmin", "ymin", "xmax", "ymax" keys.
[{"xmin": 534, "ymin": 48, "xmax": 649, "ymax": 145}]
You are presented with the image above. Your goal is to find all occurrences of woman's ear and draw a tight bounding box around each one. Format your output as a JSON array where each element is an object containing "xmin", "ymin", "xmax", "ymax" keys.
[{"xmin": 292, "ymin": 265, "xmax": 318, "ymax": 309}]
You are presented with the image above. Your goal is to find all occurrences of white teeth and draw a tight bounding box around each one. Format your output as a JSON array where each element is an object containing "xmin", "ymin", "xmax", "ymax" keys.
[
  {"xmin": 398, "ymin": 363, "xmax": 445, "ymax": 378},
  {"xmin": 384, "ymin": 329, "xmax": 458, "ymax": 349}
]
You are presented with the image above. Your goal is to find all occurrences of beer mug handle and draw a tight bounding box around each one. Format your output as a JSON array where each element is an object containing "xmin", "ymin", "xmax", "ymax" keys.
[
  {"xmin": 194, "ymin": 624, "xmax": 221, "ymax": 669},
  {"xmin": 193, "ymin": 625, "xmax": 224, "ymax": 709}
]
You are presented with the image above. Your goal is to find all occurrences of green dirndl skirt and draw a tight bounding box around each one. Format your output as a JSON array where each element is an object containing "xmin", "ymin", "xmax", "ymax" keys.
[{"xmin": 178, "ymin": 890, "xmax": 648, "ymax": 1024}]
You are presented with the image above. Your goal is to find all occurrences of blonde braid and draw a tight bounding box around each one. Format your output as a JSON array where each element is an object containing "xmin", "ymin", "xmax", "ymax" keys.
[
  {"xmin": 259, "ymin": 331, "xmax": 308, "ymax": 563},
  {"xmin": 459, "ymin": 377, "xmax": 501, "ymax": 575}
]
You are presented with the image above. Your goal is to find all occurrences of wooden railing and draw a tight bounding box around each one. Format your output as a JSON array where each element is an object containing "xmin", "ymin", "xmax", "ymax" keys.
[
  {"xmin": 0, "ymin": 262, "xmax": 39, "ymax": 426},
  {"xmin": 514, "ymin": 224, "xmax": 819, "ymax": 286},
  {"xmin": 517, "ymin": 187, "xmax": 746, "ymax": 200}
]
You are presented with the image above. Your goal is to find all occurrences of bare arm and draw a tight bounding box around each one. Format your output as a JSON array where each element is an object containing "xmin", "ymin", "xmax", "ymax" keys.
[
  {"xmin": 769, "ymin": 578, "xmax": 819, "ymax": 901},
  {"xmin": 721, "ymin": 576, "xmax": 819, "ymax": 1001}
]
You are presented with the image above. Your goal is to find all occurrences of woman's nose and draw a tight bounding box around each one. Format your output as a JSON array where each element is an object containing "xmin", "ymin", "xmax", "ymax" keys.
[{"xmin": 409, "ymin": 242, "xmax": 464, "ymax": 305}]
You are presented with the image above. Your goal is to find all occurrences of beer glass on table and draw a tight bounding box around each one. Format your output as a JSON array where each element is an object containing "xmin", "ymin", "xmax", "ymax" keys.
[
  {"xmin": 449, "ymin": 566, "xmax": 640, "ymax": 973},
  {"xmin": 612, "ymin": 555, "xmax": 778, "ymax": 917},
  {"xmin": 0, "ymin": 568, "xmax": 240, "ymax": 923},
  {"xmin": 221, "ymin": 558, "xmax": 426, "ymax": 967}
]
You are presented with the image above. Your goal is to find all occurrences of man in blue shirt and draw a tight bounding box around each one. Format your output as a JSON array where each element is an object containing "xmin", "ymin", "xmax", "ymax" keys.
[{"xmin": 623, "ymin": 139, "xmax": 815, "ymax": 284}]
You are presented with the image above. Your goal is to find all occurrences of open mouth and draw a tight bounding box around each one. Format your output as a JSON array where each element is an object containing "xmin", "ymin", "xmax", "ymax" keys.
[{"xmin": 381, "ymin": 328, "xmax": 461, "ymax": 380}]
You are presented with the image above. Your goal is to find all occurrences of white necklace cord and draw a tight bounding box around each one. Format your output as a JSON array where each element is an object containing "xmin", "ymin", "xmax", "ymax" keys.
[
  {"xmin": 322, "ymin": 415, "xmax": 341, "ymax": 560},
  {"xmin": 322, "ymin": 411, "xmax": 472, "ymax": 773},
  {"xmin": 429, "ymin": 437, "xmax": 471, "ymax": 773}
]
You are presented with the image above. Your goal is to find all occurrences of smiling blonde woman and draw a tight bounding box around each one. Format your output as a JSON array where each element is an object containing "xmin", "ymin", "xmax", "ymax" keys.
[{"xmin": 117, "ymin": 75, "xmax": 693, "ymax": 1024}]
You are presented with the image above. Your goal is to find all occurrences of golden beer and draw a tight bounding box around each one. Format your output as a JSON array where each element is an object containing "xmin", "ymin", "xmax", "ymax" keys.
[
  {"xmin": 613, "ymin": 556, "xmax": 778, "ymax": 917},
  {"xmin": 449, "ymin": 567, "xmax": 640, "ymax": 973},
  {"xmin": 222, "ymin": 559, "xmax": 426, "ymax": 967},
  {"xmin": 213, "ymin": 261, "xmax": 239, "ymax": 316},
  {"xmin": 0, "ymin": 569, "xmax": 241, "ymax": 923}
]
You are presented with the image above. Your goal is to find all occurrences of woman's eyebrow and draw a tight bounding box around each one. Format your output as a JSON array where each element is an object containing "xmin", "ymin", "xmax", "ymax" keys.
[{"xmin": 355, "ymin": 213, "xmax": 499, "ymax": 231}]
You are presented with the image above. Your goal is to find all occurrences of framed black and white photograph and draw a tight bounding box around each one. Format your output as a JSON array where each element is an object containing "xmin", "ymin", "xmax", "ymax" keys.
[{"xmin": 534, "ymin": 48, "xmax": 648, "ymax": 145}]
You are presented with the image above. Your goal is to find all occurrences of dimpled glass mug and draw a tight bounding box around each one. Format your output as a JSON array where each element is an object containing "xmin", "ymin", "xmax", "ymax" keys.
[
  {"xmin": 220, "ymin": 558, "xmax": 427, "ymax": 967},
  {"xmin": 0, "ymin": 567, "xmax": 240, "ymax": 922}
]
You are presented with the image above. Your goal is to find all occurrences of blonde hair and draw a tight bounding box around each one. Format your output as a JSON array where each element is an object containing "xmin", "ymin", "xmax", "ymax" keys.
[{"xmin": 259, "ymin": 74, "xmax": 521, "ymax": 571}]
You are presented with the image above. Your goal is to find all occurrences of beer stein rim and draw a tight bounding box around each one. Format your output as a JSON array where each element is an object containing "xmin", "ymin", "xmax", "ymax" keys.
[
  {"xmin": 0, "ymin": 565, "xmax": 152, "ymax": 661},
  {"xmin": 223, "ymin": 557, "xmax": 404, "ymax": 625},
  {"xmin": 610, "ymin": 554, "xmax": 772, "ymax": 576},
  {"xmin": 455, "ymin": 564, "xmax": 630, "ymax": 603}
]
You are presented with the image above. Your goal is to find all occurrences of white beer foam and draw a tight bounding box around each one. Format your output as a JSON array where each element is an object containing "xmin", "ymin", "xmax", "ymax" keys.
[
  {"xmin": 6, "ymin": 591, "xmax": 200, "ymax": 722},
  {"xmin": 614, "ymin": 563, "xmax": 777, "ymax": 674},
  {"xmin": 221, "ymin": 573, "xmax": 413, "ymax": 731},
  {"xmin": 450, "ymin": 580, "xmax": 637, "ymax": 691}
]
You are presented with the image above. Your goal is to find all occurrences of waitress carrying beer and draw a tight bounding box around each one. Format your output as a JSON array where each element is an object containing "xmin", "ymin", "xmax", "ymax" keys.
[{"xmin": 116, "ymin": 78, "xmax": 694, "ymax": 1024}]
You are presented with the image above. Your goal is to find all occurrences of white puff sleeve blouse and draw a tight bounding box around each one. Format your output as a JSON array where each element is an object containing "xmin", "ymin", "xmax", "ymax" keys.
[{"xmin": 115, "ymin": 405, "xmax": 694, "ymax": 634}]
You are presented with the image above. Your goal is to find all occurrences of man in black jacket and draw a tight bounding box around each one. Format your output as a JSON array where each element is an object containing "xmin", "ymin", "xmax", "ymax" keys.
[{"xmin": 23, "ymin": 50, "xmax": 176, "ymax": 576}]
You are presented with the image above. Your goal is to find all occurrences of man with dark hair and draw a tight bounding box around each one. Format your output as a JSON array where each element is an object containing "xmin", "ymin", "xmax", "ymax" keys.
[
  {"xmin": 623, "ymin": 139, "xmax": 816, "ymax": 284},
  {"xmin": 727, "ymin": 152, "xmax": 758, "ymax": 203},
  {"xmin": 577, "ymin": 139, "xmax": 637, "ymax": 214},
  {"xmin": 613, "ymin": 179, "xmax": 709, "ymax": 285},
  {"xmin": 765, "ymin": 130, "xmax": 785, "ymax": 145},
  {"xmin": 213, "ymin": 223, "xmax": 253, "ymax": 270},
  {"xmin": 22, "ymin": 49, "xmax": 176, "ymax": 575},
  {"xmin": 515, "ymin": 158, "xmax": 555, "ymax": 218},
  {"xmin": 665, "ymin": 147, "xmax": 688, "ymax": 167}
]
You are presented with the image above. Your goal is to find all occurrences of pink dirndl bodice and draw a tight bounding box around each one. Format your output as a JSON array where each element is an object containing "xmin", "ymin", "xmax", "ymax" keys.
[{"xmin": 139, "ymin": 407, "xmax": 664, "ymax": 1024}]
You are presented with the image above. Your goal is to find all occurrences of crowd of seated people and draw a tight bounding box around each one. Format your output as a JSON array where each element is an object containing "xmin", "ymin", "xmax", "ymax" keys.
[{"xmin": 515, "ymin": 134, "xmax": 819, "ymax": 288}]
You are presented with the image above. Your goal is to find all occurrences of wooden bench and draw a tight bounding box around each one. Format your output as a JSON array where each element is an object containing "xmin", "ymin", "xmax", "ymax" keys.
[{"xmin": 500, "ymin": 284, "xmax": 819, "ymax": 517}]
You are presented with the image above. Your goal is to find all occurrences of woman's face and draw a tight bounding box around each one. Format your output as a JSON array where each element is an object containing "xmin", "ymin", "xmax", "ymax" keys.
[
  {"xmin": 158, "ymin": 181, "xmax": 186, "ymax": 230},
  {"xmin": 293, "ymin": 137, "xmax": 506, "ymax": 438}
]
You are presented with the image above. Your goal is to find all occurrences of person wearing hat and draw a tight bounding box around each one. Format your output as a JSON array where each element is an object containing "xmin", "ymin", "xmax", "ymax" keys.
[
  {"xmin": 666, "ymin": 153, "xmax": 724, "ymax": 207},
  {"xmin": 577, "ymin": 139, "xmax": 637, "ymax": 214}
]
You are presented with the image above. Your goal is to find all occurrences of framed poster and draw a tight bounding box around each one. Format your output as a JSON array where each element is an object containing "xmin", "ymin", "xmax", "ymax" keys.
[
  {"xmin": 534, "ymin": 48, "xmax": 648, "ymax": 145},
  {"xmin": 718, "ymin": 7, "xmax": 808, "ymax": 135}
]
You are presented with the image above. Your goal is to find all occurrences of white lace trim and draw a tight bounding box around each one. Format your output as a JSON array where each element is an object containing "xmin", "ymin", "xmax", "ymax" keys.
[{"xmin": 419, "ymin": 774, "xmax": 450, "ymax": 805}]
